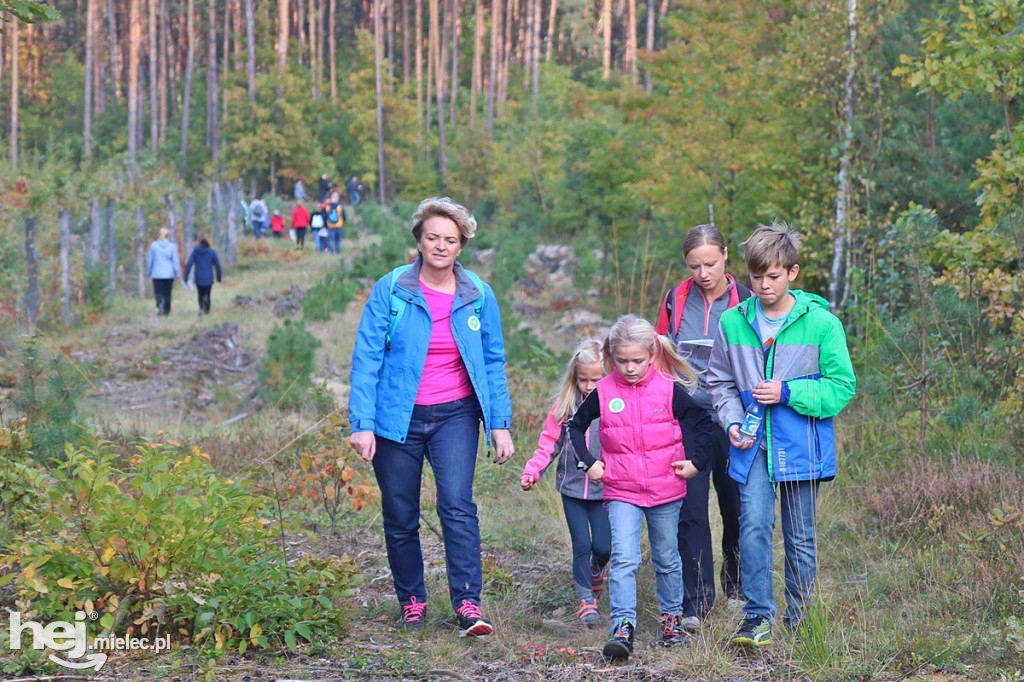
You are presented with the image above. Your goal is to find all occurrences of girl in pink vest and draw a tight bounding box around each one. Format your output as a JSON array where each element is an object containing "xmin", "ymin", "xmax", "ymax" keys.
[
  {"xmin": 568, "ymin": 314, "xmax": 715, "ymax": 660},
  {"xmin": 520, "ymin": 338, "xmax": 610, "ymax": 627}
]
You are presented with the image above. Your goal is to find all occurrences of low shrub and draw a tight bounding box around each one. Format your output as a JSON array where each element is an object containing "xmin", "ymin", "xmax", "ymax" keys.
[{"xmin": 257, "ymin": 319, "xmax": 322, "ymax": 409}]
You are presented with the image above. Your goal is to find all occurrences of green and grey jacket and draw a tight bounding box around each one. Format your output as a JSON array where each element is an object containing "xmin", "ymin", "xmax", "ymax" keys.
[{"xmin": 706, "ymin": 290, "xmax": 856, "ymax": 484}]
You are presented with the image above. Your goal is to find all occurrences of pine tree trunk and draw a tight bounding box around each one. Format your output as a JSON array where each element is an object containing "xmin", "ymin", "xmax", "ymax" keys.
[
  {"xmin": 128, "ymin": 0, "xmax": 141, "ymax": 165},
  {"xmin": 184, "ymin": 193, "xmax": 196, "ymax": 257},
  {"xmin": 402, "ymin": 0, "xmax": 410, "ymax": 85},
  {"xmin": 449, "ymin": 0, "xmax": 459, "ymax": 127},
  {"xmin": 296, "ymin": 0, "xmax": 307, "ymax": 61},
  {"xmin": 60, "ymin": 209, "xmax": 72, "ymax": 326},
  {"xmin": 470, "ymin": 0, "xmax": 482, "ymax": 126},
  {"xmin": 434, "ymin": 0, "xmax": 449, "ymax": 185},
  {"xmin": 415, "ymin": 0, "xmax": 424, "ymax": 147},
  {"xmin": 643, "ymin": 0, "xmax": 653, "ymax": 90},
  {"xmin": 159, "ymin": 0, "xmax": 169, "ymax": 143},
  {"xmin": 375, "ymin": 0, "xmax": 388, "ymax": 204},
  {"xmin": 85, "ymin": 0, "xmax": 96, "ymax": 160},
  {"xmin": 10, "ymin": 18, "xmax": 19, "ymax": 170},
  {"xmin": 530, "ymin": 0, "xmax": 539, "ymax": 108},
  {"xmin": 387, "ymin": 0, "xmax": 395, "ymax": 84},
  {"xmin": 246, "ymin": 0, "xmax": 256, "ymax": 100},
  {"xmin": 209, "ymin": 0, "xmax": 220, "ymax": 161},
  {"xmin": 222, "ymin": 0, "xmax": 231, "ymax": 124},
  {"xmin": 136, "ymin": 206, "xmax": 147, "ymax": 298},
  {"xmin": 310, "ymin": 0, "xmax": 320, "ymax": 98},
  {"xmin": 485, "ymin": 0, "xmax": 501, "ymax": 133},
  {"xmin": 626, "ymin": 0, "xmax": 636, "ymax": 85},
  {"xmin": 426, "ymin": 0, "xmax": 434, "ymax": 166},
  {"xmin": 277, "ymin": 0, "xmax": 289, "ymax": 98},
  {"xmin": 149, "ymin": 0, "xmax": 159, "ymax": 153},
  {"xmin": 601, "ymin": 0, "xmax": 610, "ymax": 79},
  {"xmin": 498, "ymin": 0, "xmax": 511, "ymax": 110},
  {"xmin": 521, "ymin": 0, "xmax": 531, "ymax": 89},
  {"xmin": 107, "ymin": 198, "xmax": 117, "ymax": 302},
  {"xmin": 89, "ymin": 198, "xmax": 103, "ymax": 266},
  {"xmin": 545, "ymin": 0, "xmax": 556, "ymax": 61},
  {"xmin": 24, "ymin": 214, "xmax": 38, "ymax": 327},
  {"xmin": 107, "ymin": 0, "xmax": 121, "ymax": 103},
  {"xmin": 227, "ymin": 180, "xmax": 240, "ymax": 264},
  {"xmin": 329, "ymin": 0, "xmax": 337, "ymax": 100},
  {"xmin": 181, "ymin": 0, "xmax": 196, "ymax": 179}
]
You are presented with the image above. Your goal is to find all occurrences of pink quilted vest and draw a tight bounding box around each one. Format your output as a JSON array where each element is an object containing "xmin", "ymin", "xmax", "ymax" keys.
[{"xmin": 597, "ymin": 365, "xmax": 687, "ymax": 507}]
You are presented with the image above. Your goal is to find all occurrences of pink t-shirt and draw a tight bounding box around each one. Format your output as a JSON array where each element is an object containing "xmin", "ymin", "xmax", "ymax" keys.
[{"xmin": 414, "ymin": 283, "xmax": 475, "ymax": 405}]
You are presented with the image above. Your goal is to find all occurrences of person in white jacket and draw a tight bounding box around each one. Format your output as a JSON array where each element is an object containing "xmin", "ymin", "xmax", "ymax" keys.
[{"xmin": 146, "ymin": 227, "xmax": 181, "ymax": 315}]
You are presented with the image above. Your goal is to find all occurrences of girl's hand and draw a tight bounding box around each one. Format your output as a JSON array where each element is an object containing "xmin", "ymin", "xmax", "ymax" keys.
[
  {"xmin": 587, "ymin": 460, "xmax": 605, "ymax": 483},
  {"xmin": 728, "ymin": 424, "xmax": 755, "ymax": 449},
  {"xmin": 491, "ymin": 429, "xmax": 515, "ymax": 464},
  {"xmin": 672, "ymin": 460, "xmax": 698, "ymax": 479},
  {"xmin": 520, "ymin": 474, "xmax": 535, "ymax": 491},
  {"xmin": 350, "ymin": 431, "xmax": 376, "ymax": 462}
]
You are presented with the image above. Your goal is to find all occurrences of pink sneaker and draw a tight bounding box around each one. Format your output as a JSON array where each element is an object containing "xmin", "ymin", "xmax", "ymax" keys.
[
  {"xmin": 455, "ymin": 600, "xmax": 493, "ymax": 637},
  {"xmin": 400, "ymin": 596, "xmax": 427, "ymax": 631}
]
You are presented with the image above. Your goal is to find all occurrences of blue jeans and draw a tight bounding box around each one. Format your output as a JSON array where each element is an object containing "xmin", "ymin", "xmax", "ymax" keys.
[
  {"xmin": 328, "ymin": 227, "xmax": 343, "ymax": 254},
  {"xmin": 252, "ymin": 219, "xmax": 267, "ymax": 239},
  {"xmin": 607, "ymin": 499, "xmax": 684, "ymax": 628},
  {"xmin": 372, "ymin": 397, "xmax": 484, "ymax": 611},
  {"xmin": 315, "ymin": 230, "xmax": 326, "ymax": 253},
  {"xmin": 738, "ymin": 445, "xmax": 819, "ymax": 625},
  {"xmin": 561, "ymin": 496, "xmax": 611, "ymax": 600}
]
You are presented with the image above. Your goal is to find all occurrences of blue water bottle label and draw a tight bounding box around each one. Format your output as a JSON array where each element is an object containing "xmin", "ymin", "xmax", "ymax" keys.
[{"xmin": 739, "ymin": 410, "xmax": 762, "ymax": 438}]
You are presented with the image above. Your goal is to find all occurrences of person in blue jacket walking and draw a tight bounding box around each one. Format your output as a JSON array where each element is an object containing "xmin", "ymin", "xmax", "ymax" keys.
[
  {"xmin": 184, "ymin": 234, "xmax": 223, "ymax": 314},
  {"xmin": 146, "ymin": 227, "xmax": 181, "ymax": 316},
  {"xmin": 348, "ymin": 197, "xmax": 514, "ymax": 639}
]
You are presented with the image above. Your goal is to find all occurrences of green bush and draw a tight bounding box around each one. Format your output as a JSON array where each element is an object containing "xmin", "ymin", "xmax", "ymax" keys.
[
  {"xmin": 348, "ymin": 203, "xmax": 414, "ymax": 279},
  {"xmin": 0, "ymin": 435, "xmax": 358, "ymax": 658},
  {"xmin": 12, "ymin": 337, "xmax": 89, "ymax": 461},
  {"xmin": 257, "ymin": 319, "xmax": 322, "ymax": 409},
  {"xmin": 302, "ymin": 269, "xmax": 359, "ymax": 322}
]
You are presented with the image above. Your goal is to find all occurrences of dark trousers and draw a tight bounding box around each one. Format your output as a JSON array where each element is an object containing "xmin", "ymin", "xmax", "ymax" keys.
[
  {"xmin": 153, "ymin": 278, "xmax": 174, "ymax": 315},
  {"xmin": 294, "ymin": 227, "xmax": 307, "ymax": 248},
  {"xmin": 197, "ymin": 285, "xmax": 212, "ymax": 314},
  {"xmin": 678, "ymin": 424, "xmax": 742, "ymax": 618},
  {"xmin": 561, "ymin": 495, "xmax": 611, "ymax": 600}
]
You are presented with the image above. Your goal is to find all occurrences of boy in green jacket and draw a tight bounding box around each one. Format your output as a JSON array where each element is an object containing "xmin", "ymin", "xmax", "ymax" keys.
[{"xmin": 706, "ymin": 220, "xmax": 856, "ymax": 648}]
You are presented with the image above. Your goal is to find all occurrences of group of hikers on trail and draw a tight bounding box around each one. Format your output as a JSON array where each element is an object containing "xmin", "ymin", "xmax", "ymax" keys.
[{"xmin": 347, "ymin": 196, "xmax": 856, "ymax": 661}]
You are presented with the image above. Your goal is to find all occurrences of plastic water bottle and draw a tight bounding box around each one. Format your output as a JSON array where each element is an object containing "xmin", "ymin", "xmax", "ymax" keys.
[{"xmin": 738, "ymin": 402, "xmax": 764, "ymax": 438}]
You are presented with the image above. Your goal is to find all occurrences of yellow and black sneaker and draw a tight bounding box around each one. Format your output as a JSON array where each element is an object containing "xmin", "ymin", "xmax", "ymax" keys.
[{"xmin": 730, "ymin": 616, "xmax": 772, "ymax": 648}]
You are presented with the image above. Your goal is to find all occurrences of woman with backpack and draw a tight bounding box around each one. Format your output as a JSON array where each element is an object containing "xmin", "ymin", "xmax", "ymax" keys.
[
  {"xmin": 348, "ymin": 197, "xmax": 514, "ymax": 639},
  {"xmin": 321, "ymin": 191, "xmax": 346, "ymax": 254}
]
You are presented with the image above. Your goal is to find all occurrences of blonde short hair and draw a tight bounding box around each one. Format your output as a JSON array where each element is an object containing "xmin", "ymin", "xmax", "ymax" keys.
[
  {"xmin": 158, "ymin": 227, "xmax": 170, "ymax": 240},
  {"xmin": 411, "ymin": 197, "xmax": 477, "ymax": 246}
]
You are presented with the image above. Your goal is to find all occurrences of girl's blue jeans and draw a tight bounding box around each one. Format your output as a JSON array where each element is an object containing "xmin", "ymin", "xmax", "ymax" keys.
[
  {"xmin": 607, "ymin": 499, "xmax": 684, "ymax": 628},
  {"xmin": 372, "ymin": 397, "xmax": 484, "ymax": 611},
  {"xmin": 738, "ymin": 445, "xmax": 819, "ymax": 626},
  {"xmin": 561, "ymin": 496, "xmax": 611, "ymax": 600}
]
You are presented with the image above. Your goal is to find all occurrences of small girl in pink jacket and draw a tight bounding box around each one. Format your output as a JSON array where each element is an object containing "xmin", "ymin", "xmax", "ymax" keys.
[
  {"xmin": 568, "ymin": 314, "xmax": 715, "ymax": 660},
  {"xmin": 520, "ymin": 339, "xmax": 610, "ymax": 627}
]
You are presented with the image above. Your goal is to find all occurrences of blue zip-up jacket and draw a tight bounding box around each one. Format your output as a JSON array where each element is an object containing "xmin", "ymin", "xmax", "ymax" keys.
[
  {"xmin": 348, "ymin": 257, "xmax": 513, "ymax": 445},
  {"xmin": 706, "ymin": 290, "xmax": 856, "ymax": 485},
  {"xmin": 184, "ymin": 244, "xmax": 222, "ymax": 287}
]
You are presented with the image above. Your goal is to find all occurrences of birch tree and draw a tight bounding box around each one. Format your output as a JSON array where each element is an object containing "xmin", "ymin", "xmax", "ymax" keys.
[{"xmin": 828, "ymin": 0, "xmax": 857, "ymax": 309}]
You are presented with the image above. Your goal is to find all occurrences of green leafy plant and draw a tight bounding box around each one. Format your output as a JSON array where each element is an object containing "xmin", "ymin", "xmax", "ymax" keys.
[
  {"xmin": 302, "ymin": 270, "xmax": 359, "ymax": 322},
  {"xmin": 1, "ymin": 435, "xmax": 358, "ymax": 656}
]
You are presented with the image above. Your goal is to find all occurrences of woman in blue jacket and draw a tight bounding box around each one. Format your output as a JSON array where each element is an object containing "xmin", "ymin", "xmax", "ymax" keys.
[
  {"xmin": 184, "ymin": 234, "xmax": 223, "ymax": 314},
  {"xmin": 348, "ymin": 197, "xmax": 514, "ymax": 639}
]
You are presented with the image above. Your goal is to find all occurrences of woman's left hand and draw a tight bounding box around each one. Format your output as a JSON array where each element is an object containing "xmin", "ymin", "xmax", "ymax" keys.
[{"xmin": 490, "ymin": 429, "xmax": 515, "ymax": 464}]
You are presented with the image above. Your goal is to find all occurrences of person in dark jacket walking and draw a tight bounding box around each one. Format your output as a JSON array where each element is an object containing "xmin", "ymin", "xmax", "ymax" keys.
[{"xmin": 184, "ymin": 234, "xmax": 223, "ymax": 314}]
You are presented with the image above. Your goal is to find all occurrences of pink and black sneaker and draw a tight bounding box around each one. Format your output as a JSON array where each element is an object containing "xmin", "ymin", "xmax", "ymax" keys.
[
  {"xmin": 455, "ymin": 600, "xmax": 493, "ymax": 637},
  {"xmin": 400, "ymin": 596, "xmax": 427, "ymax": 632}
]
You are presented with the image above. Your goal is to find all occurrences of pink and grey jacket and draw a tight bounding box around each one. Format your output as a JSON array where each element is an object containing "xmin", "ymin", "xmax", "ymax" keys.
[
  {"xmin": 521, "ymin": 397, "xmax": 603, "ymax": 500},
  {"xmin": 567, "ymin": 365, "xmax": 715, "ymax": 508}
]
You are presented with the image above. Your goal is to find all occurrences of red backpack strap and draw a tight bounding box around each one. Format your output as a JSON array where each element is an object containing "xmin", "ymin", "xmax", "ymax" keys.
[{"xmin": 671, "ymin": 279, "xmax": 694, "ymax": 336}]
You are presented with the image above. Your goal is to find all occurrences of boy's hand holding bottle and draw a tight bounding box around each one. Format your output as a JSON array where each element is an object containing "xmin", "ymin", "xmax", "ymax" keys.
[
  {"xmin": 586, "ymin": 460, "xmax": 605, "ymax": 483},
  {"xmin": 672, "ymin": 460, "xmax": 698, "ymax": 479}
]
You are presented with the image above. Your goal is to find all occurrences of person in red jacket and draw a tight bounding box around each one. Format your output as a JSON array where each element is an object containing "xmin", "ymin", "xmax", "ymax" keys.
[
  {"xmin": 291, "ymin": 203, "xmax": 311, "ymax": 250},
  {"xmin": 270, "ymin": 210, "xmax": 286, "ymax": 239}
]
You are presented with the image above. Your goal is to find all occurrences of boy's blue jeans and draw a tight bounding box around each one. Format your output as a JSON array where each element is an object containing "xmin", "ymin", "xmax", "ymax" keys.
[
  {"xmin": 607, "ymin": 499, "xmax": 684, "ymax": 629},
  {"xmin": 371, "ymin": 397, "xmax": 484, "ymax": 612},
  {"xmin": 738, "ymin": 446, "xmax": 819, "ymax": 626}
]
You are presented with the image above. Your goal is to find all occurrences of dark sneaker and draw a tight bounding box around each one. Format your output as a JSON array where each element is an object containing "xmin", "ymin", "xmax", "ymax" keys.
[
  {"xmin": 455, "ymin": 600, "xmax": 493, "ymax": 638},
  {"xmin": 731, "ymin": 617, "xmax": 772, "ymax": 648},
  {"xmin": 591, "ymin": 563, "xmax": 608, "ymax": 602},
  {"xmin": 602, "ymin": 618, "xmax": 634, "ymax": 660},
  {"xmin": 659, "ymin": 613, "xmax": 684, "ymax": 647},
  {"xmin": 400, "ymin": 596, "xmax": 427, "ymax": 632},
  {"xmin": 576, "ymin": 599, "xmax": 600, "ymax": 627}
]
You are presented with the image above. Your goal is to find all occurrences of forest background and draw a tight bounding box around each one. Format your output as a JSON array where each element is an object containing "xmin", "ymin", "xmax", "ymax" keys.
[{"xmin": 1, "ymin": 0, "xmax": 1023, "ymax": 679}]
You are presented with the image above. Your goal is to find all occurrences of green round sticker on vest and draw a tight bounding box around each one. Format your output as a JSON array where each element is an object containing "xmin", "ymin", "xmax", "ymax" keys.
[
  {"xmin": 609, "ymin": 398, "xmax": 625, "ymax": 413},
  {"xmin": 467, "ymin": 315, "xmax": 481, "ymax": 331}
]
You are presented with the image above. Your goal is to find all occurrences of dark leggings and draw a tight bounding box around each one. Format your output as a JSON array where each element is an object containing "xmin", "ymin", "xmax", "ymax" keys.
[
  {"xmin": 678, "ymin": 424, "xmax": 742, "ymax": 618},
  {"xmin": 152, "ymin": 278, "xmax": 173, "ymax": 315},
  {"xmin": 294, "ymin": 227, "xmax": 307, "ymax": 248},
  {"xmin": 196, "ymin": 285, "xmax": 212, "ymax": 313},
  {"xmin": 561, "ymin": 495, "xmax": 611, "ymax": 601}
]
